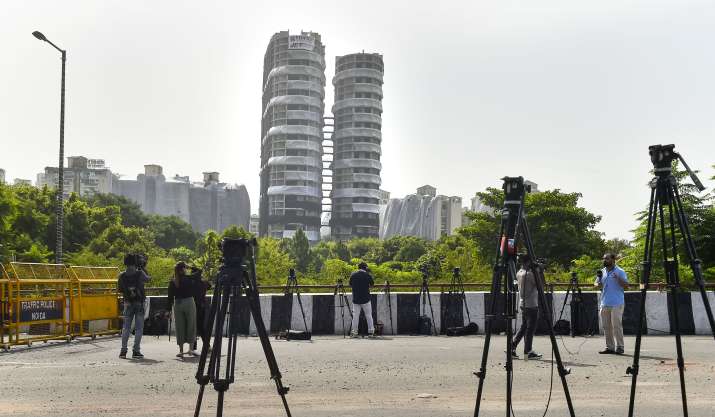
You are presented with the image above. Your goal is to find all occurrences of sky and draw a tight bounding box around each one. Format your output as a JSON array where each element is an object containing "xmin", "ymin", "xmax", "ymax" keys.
[{"xmin": 1, "ymin": 0, "xmax": 714, "ymax": 239}]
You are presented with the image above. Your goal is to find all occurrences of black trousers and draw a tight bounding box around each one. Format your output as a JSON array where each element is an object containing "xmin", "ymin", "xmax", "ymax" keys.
[
  {"xmin": 193, "ymin": 302, "xmax": 209, "ymax": 349},
  {"xmin": 512, "ymin": 307, "xmax": 539, "ymax": 353}
]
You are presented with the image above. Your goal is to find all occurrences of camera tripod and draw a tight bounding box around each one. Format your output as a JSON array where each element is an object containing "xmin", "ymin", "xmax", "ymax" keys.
[
  {"xmin": 473, "ymin": 177, "xmax": 575, "ymax": 417},
  {"xmin": 282, "ymin": 268, "xmax": 309, "ymax": 333},
  {"xmin": 443, "ymin": 267, "xmax": 472, "ymax": 330},
  {"xmin": 555, "ymin": 272, "xmax": 592, "ymax": 337},
  {"xmin": 627, "ymin": 144, "xmax": 715, "ymax": 417},
  {"xmin": 382, "ymin": 280, "xmax": 395, "ymax": 335},
  {"xmin": 418, "ymin": 271, "xmax": 437, "ymax": 336},
  {"xmin": 334, "ymin": 278, "xmax": 353, "ymax": 337},
  {"xmin": 194, "ymin": 238, "xmax": 291, "ymax": 417}
]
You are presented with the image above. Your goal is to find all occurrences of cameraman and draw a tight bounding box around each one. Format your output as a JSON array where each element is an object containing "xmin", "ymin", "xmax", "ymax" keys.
[
  {"xmin": 349, "ymin": 262, "xmax": 375, "ymax": 338},
  {"xmin": 595, "ymin": 253, "xmax": 629, "ymax": 355},
  {"xmin": 511, "ymin": 254, "xmax": 542, "ymax": 360},
  {"xmin": 118, "ymin": 254, "xmax": 151, "ymax": 359},
  {"xmin": 190, "ymin": 266, "xmax": 211, "ymax": 351}
]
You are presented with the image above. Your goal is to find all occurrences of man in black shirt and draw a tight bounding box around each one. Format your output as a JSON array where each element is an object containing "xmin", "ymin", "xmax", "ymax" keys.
[
  {"xmin": 349, "ymin": 262, "xmax": 375, "ymax": 338},
  {"xmin": 118, "ymin": 254, "xmax": 151, "ymax": 359}
]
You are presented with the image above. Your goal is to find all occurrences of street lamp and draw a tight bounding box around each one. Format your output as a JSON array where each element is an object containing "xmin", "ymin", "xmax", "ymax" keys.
[{"xmin": 32, "ymin": 30, "xmax": 66, "ymax": 264}]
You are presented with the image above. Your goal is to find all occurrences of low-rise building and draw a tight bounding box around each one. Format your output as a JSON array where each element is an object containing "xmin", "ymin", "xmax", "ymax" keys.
[
  {"xmin": 379, "ymin": 186, "xmax": 462, "ymax": 240},
  {"xmin": 37, "ymin": 156, "xmax": 115, "ymax": 198},
  {"xmin": 114, "ymin": 166, "xmax": 250, "ymax": 234}
]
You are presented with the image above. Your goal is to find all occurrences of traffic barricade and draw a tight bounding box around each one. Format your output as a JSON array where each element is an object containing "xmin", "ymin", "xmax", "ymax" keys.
[
  {"xmin": 3, "ymin": 262, "xmax": 73, "ymax": 348},
  {"xmin": 68, "ymin": 266, "xmax": 121, "ymax": 338},
  {"xmin": 1, "ymin": 264, "xmax": 9, "ymax": 349}
]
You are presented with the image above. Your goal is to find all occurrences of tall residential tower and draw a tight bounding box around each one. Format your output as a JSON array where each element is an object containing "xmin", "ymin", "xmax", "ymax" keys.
[
  {"xmin": 330, "ymin": 52, "xmax": 384, "ymax": 240},
  {"xmin": 259, "ymin": 31, "xmax": 326, "ymax": 241}
]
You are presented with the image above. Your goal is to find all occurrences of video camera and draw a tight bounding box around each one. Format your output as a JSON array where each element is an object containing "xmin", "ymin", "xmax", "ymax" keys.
[{"xmin": 123, "ymin": 253, "xmax": 148, "ymax": 271}]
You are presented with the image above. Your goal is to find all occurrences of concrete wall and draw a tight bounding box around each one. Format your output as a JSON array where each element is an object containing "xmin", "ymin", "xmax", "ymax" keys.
[{"xmin": 141, "ymin": 291, "xmax": 715, "ymax": 336}]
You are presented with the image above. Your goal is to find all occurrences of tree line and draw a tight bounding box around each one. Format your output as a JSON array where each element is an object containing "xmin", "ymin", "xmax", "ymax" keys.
[{"xmin": 1, "ymin": 163, "xmax": 713, "ymax": 289}]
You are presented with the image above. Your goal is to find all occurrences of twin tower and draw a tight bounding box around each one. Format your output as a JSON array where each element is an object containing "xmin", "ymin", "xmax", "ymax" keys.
[{"xmin": 259, "ymin": 31, "xmax": 384, "ymax": 242}]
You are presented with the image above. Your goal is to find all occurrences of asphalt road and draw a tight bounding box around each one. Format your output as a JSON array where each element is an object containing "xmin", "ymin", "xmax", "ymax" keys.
[{"xmin": 1, "ymin": 335, "xmax": 713, "ymax": 417}]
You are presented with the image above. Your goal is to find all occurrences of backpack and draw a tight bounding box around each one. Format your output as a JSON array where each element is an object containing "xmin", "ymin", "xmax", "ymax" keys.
[
  {"xmin": 418, "ymin": 315, "xmax": 432, "ymax": 335},
  {"xmin": 446, "ymin": 322, "xmax": 479, "ymax": 336},
  {"xmin": 554, "ymin": 319, "xmax": 570, "ymax": 336},
  {"xmin": 123, "ymin": 273, "xmax": 143, "ymax": 303}
]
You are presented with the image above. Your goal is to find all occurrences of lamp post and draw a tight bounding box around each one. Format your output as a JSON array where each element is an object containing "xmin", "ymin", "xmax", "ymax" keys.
[{"xmin": 32, "ymin": 31, "xmax": 66, "ymax": 264}]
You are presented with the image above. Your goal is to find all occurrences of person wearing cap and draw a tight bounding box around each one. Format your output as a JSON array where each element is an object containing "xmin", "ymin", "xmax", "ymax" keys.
[{"xmin": 349, "ymin": 261, "xmax": 375, "ymax": 338}]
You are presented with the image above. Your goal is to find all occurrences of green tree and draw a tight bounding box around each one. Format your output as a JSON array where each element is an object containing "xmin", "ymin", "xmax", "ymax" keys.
[
  {"xmin": 84, "ymin": 193, "xmax": 149, "ymax": 228},
  {"xmin": 194, "ymin": 230, "xmax": 222, "ymax": 280},
  {"xmin": 255, "ymin": 237, "xmax": 295, "ymax": 285},
  {"xmin": 169, "ymin": 246, "xmax": 195, "ymax": 263},
  {"xmin": 626, "ymin": 161, "xmax": 711, "ymax": 282},
  {"xmin": 286, "ymin": 228, "xmax": 312, "ymax": 273},
  {"xmin": 147, "ymin": 215, "xmax": 200, "ymax": 250},
  {"xmin": 221, "ymin": 224, "xmax": 253, "ymax": 240},
  {"xmin": 460, "ymin": 187, "xmax": 606, "ymax": 268},
  {"xmin": 394, "ymin": 236, "xmax": 430, "ymax": 263}
]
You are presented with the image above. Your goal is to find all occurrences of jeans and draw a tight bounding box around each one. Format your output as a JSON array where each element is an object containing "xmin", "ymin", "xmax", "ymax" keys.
[
  {"xmin": 351, "ymin": 301, "xmax": 375, "ymax": 334},
  {"xmin": 600, "ymin": 304, "xmax": 625, "ymax": 350},
  {"xmin": 513, "ymin": 307, "xmax": 539, "ymax": 354},
  {"xmin": 121, "ymin": 301, "xmax": 145, "ymax": 352}
]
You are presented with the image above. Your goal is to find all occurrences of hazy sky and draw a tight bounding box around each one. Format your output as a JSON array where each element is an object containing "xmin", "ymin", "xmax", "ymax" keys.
[{"xmin": 2, "ymin": 0, "xmax": 714, "ymax": 239}]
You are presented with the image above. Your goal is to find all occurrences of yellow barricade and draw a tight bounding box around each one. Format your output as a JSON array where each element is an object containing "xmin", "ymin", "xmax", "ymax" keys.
[
  {"xmin": 2, "ymin": 262, "xmax": 73, "ymax": 349},
  {"xmin": 1, "ymin": 264, "xmax": 9, "ymax": 349},
  {"xmin": 68, "ymin": 266, "xmax": 121, "ymax": 338}
]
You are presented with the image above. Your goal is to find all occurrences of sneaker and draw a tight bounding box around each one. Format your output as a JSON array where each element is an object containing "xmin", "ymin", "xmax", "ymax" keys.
[
  {"xmin": 599, "ymin": 348, "xmax": 616, "ymax": 354},
  {"xmin": 505, "ymin": 350, "xmax": 519, "ymax": 359},
  {"xmin": 367, "ymin": 333, "xmax": 377, "ymax": 339},
  {"xmin": 119, "ymin": 350, "xmax": 127, "ymax": 359},
  {"xmin": 525, "ymin": 351, "xmax": 543, "ymax": 361},
  {"xmin": 616, "ymin": 347, "xmax": 625, "ymax": 355},
  {"xmin": 189, "ymin": 350, "xmax": 200, "ymax": 357},
  {"xmin": 349, "ymin": 332, "xmax": 359, "ymax": 339},
  {"xmin": 132, "ymin": 351, "xmax": 144, "ymax": 359}
]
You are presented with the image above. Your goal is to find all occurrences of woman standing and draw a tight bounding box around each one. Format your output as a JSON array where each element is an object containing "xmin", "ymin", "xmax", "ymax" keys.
[{"xmin": 167, "ymin": 262, "xmax": 198, "ymax": 357}]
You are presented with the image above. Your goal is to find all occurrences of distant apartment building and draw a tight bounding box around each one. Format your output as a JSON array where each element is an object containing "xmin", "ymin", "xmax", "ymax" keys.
[
  {"xmin": 0, "ymin": 168, "xmax": 5, "ymax": 184},
  {"xmin": 13, "ymin": 179, "xmax": 32, "ymax": 186},
  {"xmin": 470, "ymin": 180, "xmax": 538, "ymax": 214},
  {"xmin": 380, "ymin": 186, "xmax": 462, "ymax": 240},
  {"xmin": 114, "ymin": 166, "xmax": 250, "ymax": 234},
  {"xmin": 249, "ymin": 214, "xmax": 260, "ymax": 236},
  {"xmin": 330, "ymin": 52, "xmax": 385, "ymax": 240},
  {"xmin": 259, "ymin": 31, "xmax": 326, "ymax": 242},
  {"xmin": 37, "ymin": 156, "xmax": 115, "ymax": 198},
  {"xmin": 378, "ymin": 189, "xmax": 390, "ymax": 206}
]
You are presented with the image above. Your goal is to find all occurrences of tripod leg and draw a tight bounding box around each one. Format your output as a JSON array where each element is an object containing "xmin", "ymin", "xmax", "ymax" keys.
[
  {"xmin": 247, "ymin": 285, "xmax": 292, "ymax": 417},
  {"xmin": 473, "ymin": 266, "xmax": 502, "ymax": 417},
  {"xmin": 521, "ymin": 219, "xmax": 576, "ymax": 417},
  {"xmin": 671, "ymin": 185, "xmax": 715, "ymax": 338},
  {"xmin": 426, "ymin": 286, "xmax": 437, "ymax": 336},
  {"xmin": 628, "ymin": 185, "xmax": 658, "ymax": 417},
  {"xmin": 295, "ymin": 290, "xmax": 309, "ymax": 333},
  {"xmin": 662, "ymin": 189, "xmax": 690, "ymax": 417},
  {"xmin": 194, "ymin": 283, "xmax": 223, "ymax": 417}
]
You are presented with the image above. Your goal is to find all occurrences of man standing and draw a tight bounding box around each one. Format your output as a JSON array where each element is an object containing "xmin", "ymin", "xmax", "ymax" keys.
[
  {"xmin": 349, "ymin": 262, "xmax": 375, "ymax": 338},
  {"xmin": 595, "ymin": 253, "xmax": 629, "ymax": 355},
  {"xmin": 118, "ymin": 254, "xmax": 151, "ymax": 359},
  {"xmin": 512, "ymin": 254, "xmax": 542, "ymax": 360}
]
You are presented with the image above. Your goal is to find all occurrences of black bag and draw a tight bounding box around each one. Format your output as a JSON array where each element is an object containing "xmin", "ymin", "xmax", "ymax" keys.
[
  {"xmin": 418, "ymin": 315, "xmax": 432, "ymax": 335},
  {"xmin": 277, "ymin": 330, "xmax": 312, "ymax": 341},
  {"xmin": 446, "ymin": 322, "xmax": 479, "ymax": 336},
  {"xmin": 554, "ymin": 319, "xmax": 570, "ymax": 335},
  {"xmin": 123, "ymin": 273, "xmax": 143, "ymax": 303}
]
